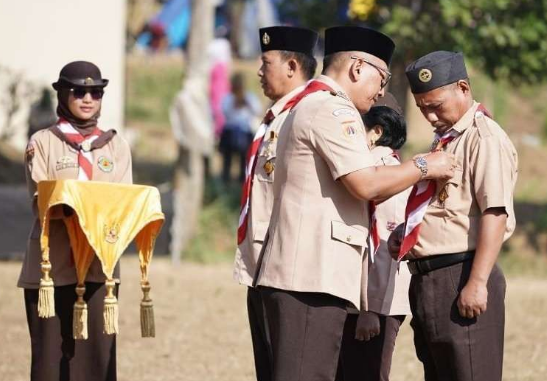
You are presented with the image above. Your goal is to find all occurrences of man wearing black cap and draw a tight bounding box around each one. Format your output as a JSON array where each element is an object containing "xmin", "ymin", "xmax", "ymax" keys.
[
  {"xmin": 253, "ymin": 27, "xmax": 456, "ymax": 381},
  {"xmin": 233, "ymin": 26, "xmax": 318, "ymax": 381},
  {"xmin": 389, "ymin": 51, "xmax": 518, "ymax": 381}
]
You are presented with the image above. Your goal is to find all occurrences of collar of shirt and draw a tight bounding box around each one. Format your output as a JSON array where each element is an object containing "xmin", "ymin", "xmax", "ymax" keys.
[
  {"xmin": 269, "ymin": 84, "xmax": 308, "ymax": 118},
  {"xmin": 316, "ymin": 74, "xmax": 351, "ymax": 101},
  {"xmin": 450, "ymin": 100, "xmax": 480, "ymax": 135}
]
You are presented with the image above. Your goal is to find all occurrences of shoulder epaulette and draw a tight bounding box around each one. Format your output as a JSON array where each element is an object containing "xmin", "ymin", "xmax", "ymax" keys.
[{"xmin": 474, "ymin": 111, "xmax": 492, "ymax": 138}]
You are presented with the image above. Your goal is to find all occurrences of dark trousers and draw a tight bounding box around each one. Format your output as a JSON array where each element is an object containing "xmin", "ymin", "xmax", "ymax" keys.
[
  {"xmin": 221, "ymin": 148, "xmax": 247, "ymax": 183},
  {"xmin": 24, "ymin": 282, "xmax": 118, "ymax": 381},
  {"xmin": 410, "ymin": 261, "xmax": 506, "ymax": 381},
  {"xmin": 336, "ymin": 314, "xmax": 405, "ymax": 381},
  {"xmin": 260, "ymin": 287, "xmax": 348, "ymax": 381},
  {"xmin": 247, "ymin": 287, "xmax": 272, "ymax": 381}
]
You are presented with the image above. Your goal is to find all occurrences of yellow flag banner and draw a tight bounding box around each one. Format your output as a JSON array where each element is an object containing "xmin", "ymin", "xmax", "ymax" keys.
[{"xmin": 37, "ymin": 180, "xmax": 164, "ymax": 339}]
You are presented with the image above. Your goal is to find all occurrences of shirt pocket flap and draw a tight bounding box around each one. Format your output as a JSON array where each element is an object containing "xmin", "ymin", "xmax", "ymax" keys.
[
  {"xmin": 331, "ymin": 221, "xmax": 366, "ymax": 247},
  {"xmin": 253, "ymin": 221, "xmax": 270, "ymax": 243}
]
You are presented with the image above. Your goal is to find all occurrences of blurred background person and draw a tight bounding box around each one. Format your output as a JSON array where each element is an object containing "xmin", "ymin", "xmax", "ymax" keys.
[{"xmin": 219, "ymin": 72, "xmax": 262, "ymax": 184}]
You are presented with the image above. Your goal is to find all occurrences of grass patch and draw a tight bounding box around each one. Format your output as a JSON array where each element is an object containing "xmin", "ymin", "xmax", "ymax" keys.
[
  {"xmin": 183, "ymin": 179, "xmax": 241, "ymax": 263},
  {"xmin": 499, "ymin": 251, "xmax": 547, "ymax": 278},
  {"xmin": 125, "ymin": 55, "xmax": 184, "ymax": 128}
]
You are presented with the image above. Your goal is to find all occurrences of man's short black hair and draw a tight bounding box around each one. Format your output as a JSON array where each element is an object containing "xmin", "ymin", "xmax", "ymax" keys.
[
  {"xmin": 363, "ymin": 106, "xmax": 407, "ymax": 150},
  {"xmin": 279, "ymin": 50, "xmax": 317, "ymax": 80},
  {"xmin": 321, "ymin": 53, "xmax": 344, "ymax": 74}
]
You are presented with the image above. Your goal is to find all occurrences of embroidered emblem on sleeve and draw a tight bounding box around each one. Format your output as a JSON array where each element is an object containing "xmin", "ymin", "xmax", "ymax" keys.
[
  {"xmin": 343, "ymin": 124, "xmax": 358, "ymax": 137},
  {"xmin": 332, "ymin": 108, "xmax": 356, "ymax": 117}
]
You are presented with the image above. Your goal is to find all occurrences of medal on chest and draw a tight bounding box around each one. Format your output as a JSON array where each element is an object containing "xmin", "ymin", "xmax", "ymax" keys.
[{"xmin": 262, "ymin": 131, "xmax": 277, "ymax": 176}]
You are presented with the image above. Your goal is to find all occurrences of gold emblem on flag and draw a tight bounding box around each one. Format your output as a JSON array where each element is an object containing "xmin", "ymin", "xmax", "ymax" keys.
[
  {"xmin": 83, "ymin": 77, "xmax": 94, "ymax": 85},
  {"xmin": 104, "ymin": 223, "xmax": 120, "ymax": 244},
  {"xmin": 418, "ymin": 69, "xmax": 432, "ymax": 83},
  {"xmin": 262, "ymin": 32, "xmax": 270, "ymax": 45},
  {"xmin": 263, "ymin": 160, "xmax": 275, "ymax": 176}
]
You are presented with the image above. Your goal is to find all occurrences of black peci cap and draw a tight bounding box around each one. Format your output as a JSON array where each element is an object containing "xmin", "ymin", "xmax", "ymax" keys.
[
  {"xmin": 52, "ymin": 61, "xmax": 109, "ymax": 90},
  {"xmin": 405, "ymin": 51, "xmax": 468, "ymax": 94},
  {"xmin": 259, "ymin": 26, "xmax": 318, "ymax": 56},
  {"xmin": 324, "ymin": 26, "xmax": 395, "ymax": 66}
]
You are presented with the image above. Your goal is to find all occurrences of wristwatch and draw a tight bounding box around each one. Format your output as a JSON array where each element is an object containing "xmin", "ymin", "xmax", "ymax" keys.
[{"xmin": 413, "ymin": 156, "xmax": 428, "ymax": 179}]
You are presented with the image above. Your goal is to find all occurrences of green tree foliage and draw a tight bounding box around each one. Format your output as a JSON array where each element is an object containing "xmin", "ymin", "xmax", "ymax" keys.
[
  {"xmin": 365, "ymin": 0, "xmax": 547, "ymax": 85},
  {"xmin": 279, "ymin": 0, "xmax": 547, "ymax": 84}
]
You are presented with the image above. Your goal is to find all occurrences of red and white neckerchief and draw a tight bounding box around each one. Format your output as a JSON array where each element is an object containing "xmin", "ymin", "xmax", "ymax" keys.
[
  {"xmin": 237, "ymin": 81, "xmax": 335, "ymax": 244},
  {"xmin": 56, "ymin": 118, "xmax": 102, "ymax": 181},
  {"xmin": 397, "ymin": 130, "xmax": 459, "ymax": 261},
  {"xmin": 397, "ymin": 103, "xmax": 492, "ymax": 260},
  {"xmin": 368, "ymin": 151, "xmax": 400, "ymax": 263}
]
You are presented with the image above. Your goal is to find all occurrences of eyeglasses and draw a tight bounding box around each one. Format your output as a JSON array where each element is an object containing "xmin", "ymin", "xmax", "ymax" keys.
[
  {"xmin": 350, "ymin": 56, "xmax": 392, "ymax": 89},
  {"xmin": 70, "ymin": 87, "xmax": 104, "ymax": 100}
]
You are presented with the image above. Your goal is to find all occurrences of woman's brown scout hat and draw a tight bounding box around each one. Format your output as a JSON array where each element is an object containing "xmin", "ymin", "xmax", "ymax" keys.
[{"xmin": 52, "ymin": 61, "xmax": 109, "ymax": 90}]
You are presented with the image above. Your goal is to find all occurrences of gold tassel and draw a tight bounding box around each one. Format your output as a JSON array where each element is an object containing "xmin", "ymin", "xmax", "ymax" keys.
[
  {"xmin": 103, "ymin": 279, "xmax": 118, "ymax": 335},
  {"xmin": 140, "ymin": 281, "xmax": 155, "ymax": 338},
  {"xmin": 38, "ymin": 260, "xmax": 55, "ymax": 318},
  {"xmin": 73, "ymin": 285, "xmax": 88, "ymax": 340}
]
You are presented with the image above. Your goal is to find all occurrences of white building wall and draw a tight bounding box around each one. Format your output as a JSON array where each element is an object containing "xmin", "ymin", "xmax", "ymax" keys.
[{"xmin": 0, "ymin": 0, "xmax": 127, "ymax": 149}]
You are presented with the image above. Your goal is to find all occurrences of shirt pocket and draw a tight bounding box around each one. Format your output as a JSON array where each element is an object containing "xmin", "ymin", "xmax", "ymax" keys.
[
  {"xmin": 331, "ymin": 220, "xmax": 366, "ymax": 251},
  {"xmin": 252, "ymin": 221, "xmax": 269, "ymax": 243},
  {"xmin": 430, "ymin": 168, "xmax": 463, "ymax": 210},
  {"xmin": 255, "ymin": 151, "xmax": 277, "ymax": 183}
]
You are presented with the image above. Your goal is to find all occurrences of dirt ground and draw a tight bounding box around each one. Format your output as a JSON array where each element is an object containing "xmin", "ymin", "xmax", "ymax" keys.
[{"xmin": 1, "ymin": 256, "xmax": 546, "ymax": 381}]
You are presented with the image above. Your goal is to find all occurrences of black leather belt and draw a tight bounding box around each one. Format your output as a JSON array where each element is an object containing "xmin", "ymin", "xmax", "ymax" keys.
[{"xmin": 407, "ymin": 251, "xmax": 475, "ymax": 275}]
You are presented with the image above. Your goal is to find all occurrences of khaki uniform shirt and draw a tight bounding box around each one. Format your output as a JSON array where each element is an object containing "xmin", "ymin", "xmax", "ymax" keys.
[
  {"xmin": 18, "ymin": 127, "xmax": 133, "ymax": 288},
  {"xmin": 255, "ymin": 75, "xmax": 375, "ymax": 309},
  {"xmin": 365, "ymin": 147, "xmax": 411, "ymax": 316},
  {"xmin": 233, "ymin": 85, "xmax": 305, "ymax": 287},
  {"xmin": 412, "ymin": 101, "xmax": 518, "ymax": 257}
]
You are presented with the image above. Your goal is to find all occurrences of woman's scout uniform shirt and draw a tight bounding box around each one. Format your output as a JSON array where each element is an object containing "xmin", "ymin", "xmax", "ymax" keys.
[
  {"xmin": 411, "ymin": 101, "xmax": 518, "ymax": 258},
  {"xmin": 18, "ymin": 126, "xmax": 133, "ymax": 289},
  {"xmin": 365, "ymin": 146, "xmax": 411, "ymax": 316},
  {"xmin": 255, "ymin": 75, "xmax": 375, "ymax": 310},
  {"xmin": 233, "ymin": 85, "xmax": 305, "ymax": 287}
]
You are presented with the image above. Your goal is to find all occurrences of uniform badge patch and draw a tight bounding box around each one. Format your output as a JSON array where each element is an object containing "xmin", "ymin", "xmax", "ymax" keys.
[
  {"xmin": 56, "ymin": 156, "xmax": 78, "ymax": 171},
  {"xmin": 97, "ymin": 156, "xmax": 114, "ymax": 172},
  {"xmin": 332, "ymin": 108, "xmax": 356, "ymax": 117},
  {"xmin": 418, "ymin": 69, "xmax": 432, "ymax": 83},
  {"xmin": 262, "ymin": 32, "xmax": 270, "ymax": 45},
  {"xmin": 343, "ymin": 124, "xmax": 358, "ymax": 137}
]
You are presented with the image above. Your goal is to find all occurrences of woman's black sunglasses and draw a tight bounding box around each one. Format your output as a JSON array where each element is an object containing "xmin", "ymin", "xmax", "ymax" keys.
[{"xmin": 70, "ymin": 87, "xmax": 104, "ymax": 100}]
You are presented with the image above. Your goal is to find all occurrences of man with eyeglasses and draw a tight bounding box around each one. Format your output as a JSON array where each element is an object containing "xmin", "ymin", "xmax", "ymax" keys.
[{"xmin": 253, "ymin": 26, "xmax": 457, "ymax": 381}]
